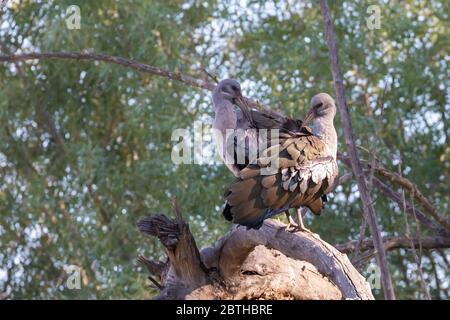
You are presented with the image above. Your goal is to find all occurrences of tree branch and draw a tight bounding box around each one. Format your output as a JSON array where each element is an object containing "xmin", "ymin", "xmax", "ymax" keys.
[
  {"xmin": 138, "ymin": 211, "xmax": 374, "ymax": 300},
  {"xmin": 336, "ymin": 235, "xmax": 450, "ymax": 254},
  {"xmin": 136, "ymin": 208, "xmax": 208, "ymax": 299},
  {"xmin": 338, "ymin": 152, "xmax": 448, "ymax": 235},
  {"xmin": 374, "ymin": 165, "xmax": 450, "ymax": 231},
  {"xmin": 371, "ymin": 177, "xmax": 445, "ymax": 234},
  {"xmin": 319, "ymin": 0, "xmax": 395, "ymax": 299},
  {"xmin": 0, "ymin": 51, "xmax": 216, "ymax": 90},
  {"xmin": 209, "ymin": 220, "xmax": 374, "ymax": 299},
  {"xmin": 0, "ymin": 51, "xmax": 264, "ymax": 110}
]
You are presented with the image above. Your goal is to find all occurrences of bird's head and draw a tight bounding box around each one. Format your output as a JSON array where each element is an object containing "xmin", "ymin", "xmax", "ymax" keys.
[
  {"xmin": 213, "ymin": 79, "xmax": 254, "ymax": 124},
  {"xmin": 302, "ymin": 93, "xmax": 336, "ymax": 127},
  {"xmin": 213, "ymin": 79, "xmax": 243, "ymax": 104}
]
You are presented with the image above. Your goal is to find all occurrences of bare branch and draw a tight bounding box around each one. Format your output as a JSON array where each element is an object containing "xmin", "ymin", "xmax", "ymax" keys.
[
  {"xmin": 335, "ymin": 236, "xmax": 450, "ymax": 253},
  {"xmin": 374, "ymin": 165, "xmax": 450, "ymax": 231},
  {"xmin": 338, "ymin": 153, "xmax": 446, "ymax": 235},
  {"xmin": 352, "ymin": 217, "xmax": 368, "ymax": 263},
  {"xmin": 0, "ymin": 51, "xmax": 215, "ymax": 90},
  {"xmin": 0, "ymin": 51, "xmax": 265, "ymax": 110},
  {"xmin": 137, "ymin": 255, "xmax": 167, "ymax": 279},
  {"xmin": 202, "ymin": 68, "xmax": 219, "ymax": 84},
  {"xmin": 371, "ymin": 177, "xmax": 444, "ymax": 234},
  {"xmin": 401, "ymin": 185, "xmax": 431, "ymax": 300},
  {"xmin": 319, "ymin": 0, "xmax": 395, "ymax": 299},
  {"xmin": 336, "ymin": 235, "xmax": 450, "ymax": 254}
]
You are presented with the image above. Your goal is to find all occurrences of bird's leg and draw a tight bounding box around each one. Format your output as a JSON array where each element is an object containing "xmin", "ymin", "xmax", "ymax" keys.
[
  {"xmin": 284, "ymin": 208, "xmax": 311, "ymax": 233},
  {"xmin": 296, "ymin": 208, "xmax": 310, "ymax": 232},
  {"xmin": 284, "ymin": 209, "xmax": 310, "ymax": 233},
  {"xmin": 284, "ymin": 210, "xmax": 295, "ymax": 225},
  {"xmin": 293, "ymin": 207, "xmax": 308, "ymax": 224}
]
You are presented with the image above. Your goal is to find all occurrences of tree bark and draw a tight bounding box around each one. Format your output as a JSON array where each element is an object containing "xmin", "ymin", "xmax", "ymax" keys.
[{"xmin": 137, "ymin": 210, "xmax": 374, "ymax": 300}]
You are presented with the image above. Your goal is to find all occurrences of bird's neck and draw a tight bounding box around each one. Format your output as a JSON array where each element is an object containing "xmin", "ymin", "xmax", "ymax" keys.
[
  {"xmin": 213, "ymin": 101, "xmax": 237, "ymax": 134},
  {"xmin": 313, "ymin": 117, "xmax": 337, "ymax": 159}
]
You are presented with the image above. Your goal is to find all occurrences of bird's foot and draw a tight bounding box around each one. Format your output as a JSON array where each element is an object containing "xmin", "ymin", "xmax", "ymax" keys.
[
  {"xmin": 285, "ymin": 216, "xmax": 311, "ymax": 233},
  {"xmin": 286, "ymin": 223, "xmax": 311, "ymax": 233}
]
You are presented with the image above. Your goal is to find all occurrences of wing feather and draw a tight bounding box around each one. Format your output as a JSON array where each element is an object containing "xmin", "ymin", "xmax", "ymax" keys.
[{"xmin": 223, "ymin": 122, "xmax": 338, "ymax": 229}]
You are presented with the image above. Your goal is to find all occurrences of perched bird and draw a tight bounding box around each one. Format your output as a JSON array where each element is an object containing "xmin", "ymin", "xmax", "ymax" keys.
[
  {"xmin": 222, "ymin": 93, "xmax": 338, "ymax": 231},
  {"xmin": 212, "ymin": 79, "xmax": 285, "ymax": 176}
]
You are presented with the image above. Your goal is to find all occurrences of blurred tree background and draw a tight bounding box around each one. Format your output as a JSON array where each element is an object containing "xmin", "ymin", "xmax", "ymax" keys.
[{"xmin": 0, "ymin": 0, "xmax": 448, "ymax": 299}]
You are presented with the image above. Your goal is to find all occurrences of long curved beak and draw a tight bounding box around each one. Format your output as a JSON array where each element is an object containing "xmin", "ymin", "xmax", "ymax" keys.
[
  {"xmin": 235, "ymin": 94, "xmax": 255, "ymax": 127},
  {"xmin": 301, "ymin": 109, "xmax": 314, "ymax": 128}
]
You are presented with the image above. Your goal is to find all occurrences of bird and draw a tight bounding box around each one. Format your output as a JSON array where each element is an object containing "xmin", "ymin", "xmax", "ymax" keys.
[
  {"xmin": 222, "ymin": 93, "xmax": 339, "ymax": 231},
  {"xmin": 212, "ymin": 79, "xmax": 338, "ymax": 231},
  {"xmin": 212, "ymin": 79, "xmax": 285, "ymax": 176}
]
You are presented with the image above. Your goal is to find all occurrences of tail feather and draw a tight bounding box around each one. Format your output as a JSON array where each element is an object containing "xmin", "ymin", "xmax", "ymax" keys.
[
  {"xmin": 236, "ymin": 205, "xmax": 289, "ymax": 230},
  {"xmin": 223, "ymin": 173, "xmax": 292, "ymax": 229},
  {"xmin": 223, "ymin": 155, "xmax": 334, "ymax": 227}
]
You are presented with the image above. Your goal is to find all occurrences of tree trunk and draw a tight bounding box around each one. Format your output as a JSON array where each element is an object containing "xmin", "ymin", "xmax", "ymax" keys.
[{"xmin": 136, "ymin": 206, "xmax": 374, "ymax": 300}]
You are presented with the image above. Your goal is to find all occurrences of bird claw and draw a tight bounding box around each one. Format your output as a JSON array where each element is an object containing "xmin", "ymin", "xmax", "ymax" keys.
[
  {"xmin": 285, "ymin": 216, "xmax": 311, "ymax": 233},
  {"xmin": 285, "ymin": 222, "xmax": 311, "ymax": 233}
]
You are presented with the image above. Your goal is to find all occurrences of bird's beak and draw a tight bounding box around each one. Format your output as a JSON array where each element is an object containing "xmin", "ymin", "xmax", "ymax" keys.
[
  {"xmin": 301, "ymin": 109, "xmax": 315, "ymax": 128},
  {"xmin": 235, "ymin": 94, "xmax": 255, "ymax": 127}
]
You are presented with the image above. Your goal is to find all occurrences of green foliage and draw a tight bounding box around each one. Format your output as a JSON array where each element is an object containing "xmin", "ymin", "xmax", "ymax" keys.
[{"xmin": 0, "ymin": 0, "xmax": 448, "ymax": 299}]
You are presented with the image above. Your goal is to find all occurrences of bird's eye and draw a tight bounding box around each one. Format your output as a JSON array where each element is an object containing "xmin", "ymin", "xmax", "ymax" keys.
[
  {"xmin": 313, "ymin": 102, "xmax": 323, "ymax": 109},
  {"xmin": 231, "ymin": 85, "xmax": 238, "ymax": 91}
]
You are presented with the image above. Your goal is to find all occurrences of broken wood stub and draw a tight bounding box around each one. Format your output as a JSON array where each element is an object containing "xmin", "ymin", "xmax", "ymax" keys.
[{"xmin": 137, "ymin": 208, "xmax": 374, "ymax": 300}]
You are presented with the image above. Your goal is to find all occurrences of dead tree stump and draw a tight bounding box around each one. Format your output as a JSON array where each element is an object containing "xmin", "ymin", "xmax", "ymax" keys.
[{"xmin": 136, "ymin": 203, "xmax": 374, "ymax": 300}]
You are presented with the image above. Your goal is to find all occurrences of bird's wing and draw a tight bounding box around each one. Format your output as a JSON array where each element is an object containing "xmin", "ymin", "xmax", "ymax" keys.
[
  {"xmin": 230, "ymin": 108, "xmax": 287, "ymax": 170},
  {"xmin": 223, "ymin": 128, "xmax": 257, "ymax": 172},
  {"xmin": 236, "ymin": 108, "xmax": 284, "ymax": 129},
  {"xmin": 223, "ymin": 130, "xmax": 338, "ymax": 229},
  {"xmin": 249, "ymin": 109, "xmax": 284, "ymax": 129}
]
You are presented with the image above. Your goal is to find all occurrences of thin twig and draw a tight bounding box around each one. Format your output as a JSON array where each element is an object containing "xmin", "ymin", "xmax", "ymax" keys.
[
  {"xmin": 336, "ymin": 235, "xmax": 450, "ymax": 254},
  {"xmin": 0, "ymin": 51, "xmax": 271, "ymax": 111},
  {"xmin": 202, "ymin": 68, "xmax": 219, "ymax": 84},
  {"xmin": 0, "ymin": 51, "xmax": 216, "ymax": 90},
  {"xmin": 366, "ymin": 84, "xmax": 387, "ymax": 191},
  {"xmin": 401, "ymin": 185, "xmax": 430, "ymax": 299},
  {"xmin": 374, "ymin": 166, "xmax": 450, "ymax": 231},
  {"xmin": 405, "ymin": 191, "xmax": 431, "ymax": 300},
  {"xmin": 371, "ymin": 177, "xmax": 442, "ymax": 233},
  {"xmin": 427, "ymin": 252, "xmax": 441, "ymax": 299},
  {"xmin": 171, "ymin": 197, "xmax": 183, "ymax": 224},
  {"xmin": 352, "ymin": 217, "xmax": 367, "ymax": 263}
]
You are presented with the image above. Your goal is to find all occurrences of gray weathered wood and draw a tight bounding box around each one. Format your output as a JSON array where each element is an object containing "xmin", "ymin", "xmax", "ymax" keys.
[{"xmin": 138, "ymin": 212, "xmax": 374, "ymax": 300}]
